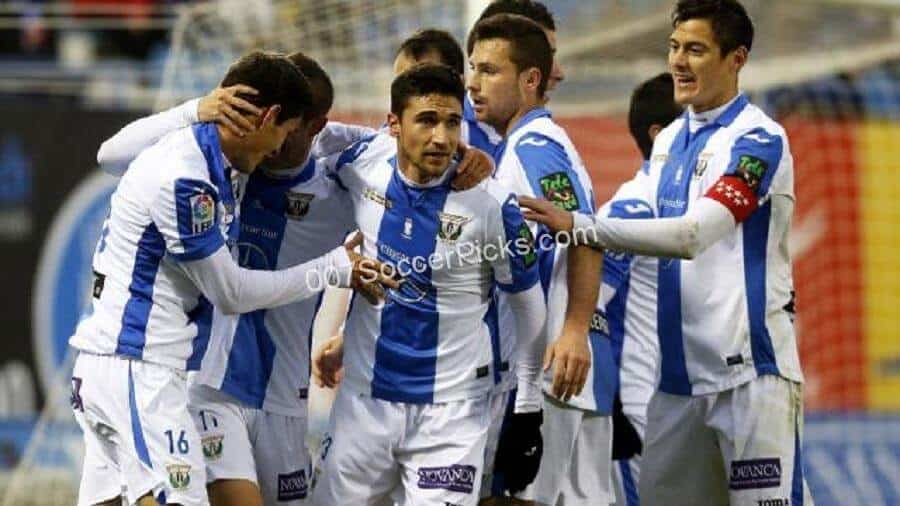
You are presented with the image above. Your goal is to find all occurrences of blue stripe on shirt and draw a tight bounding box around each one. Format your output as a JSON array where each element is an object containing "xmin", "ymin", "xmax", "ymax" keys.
[
  {"xmin": 372, "ymin": 165, "xmax": 449, "ymax": 403},
  {"xmin": 185, "ymin": 296, "xmax": 213, "ymax": 370},
  {"xmin": 115, "ymin": 223, "xmax": 166, "ymax": 359},
  {"xmin": 743, "ymin": 201, "xmax": 780, "ymax": 377}
]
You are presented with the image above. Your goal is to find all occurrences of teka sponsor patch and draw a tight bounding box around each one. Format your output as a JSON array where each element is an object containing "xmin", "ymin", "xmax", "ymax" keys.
[
  {"xmin": 278, "ymin": 470, "xmax": 309, "ymax": 501},
  {"xmin": 417, "ymin": 464, "xmax": 477, "ymax": 494},
  {"xmin": 730, "ymin": 458, "xmax": 781, "ymax": 490}
]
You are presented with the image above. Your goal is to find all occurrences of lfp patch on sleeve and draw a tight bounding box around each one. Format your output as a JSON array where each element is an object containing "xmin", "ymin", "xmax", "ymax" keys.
[
  {"xmin": 189, "ymin": 193, "xmax": 216, "ymax": 234},
  {"xmin": 539, "ymin": 172, "xmax": 581, "ymax": 211},
  {"xmin": 735, "ymin": 155, "xmax": 768, "ymax": 191},
  {"xmin": 729, "ymin": 458, "xmax": 782, "ymax": 490}
]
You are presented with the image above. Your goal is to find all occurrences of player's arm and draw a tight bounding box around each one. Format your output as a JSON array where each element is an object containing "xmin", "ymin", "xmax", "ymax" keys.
[
  {"xmin": 150, "ymin": 178, "xmax": 396, "ymax": 314},
  {"xmin": 487, "ymin": 192, "xmax": 546, "ymax": 413},
  {"xmin": 97, "ymin": 85, "xmax": 261, "ymax": 176},
  {"xmin": 488, "ymin": 192, "xmax": 546, "ymax": 495},
  {"xmin": 522, "ymin": 130, "xmax": 788, "ymax": 259},
  {"xmin": 514, "ymin": 133, "xmax": 600, "ymax": 401}
]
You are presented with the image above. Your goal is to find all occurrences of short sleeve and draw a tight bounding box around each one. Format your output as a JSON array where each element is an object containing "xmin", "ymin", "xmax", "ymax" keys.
[
  {"xmin": 149, "ymin": 177, "xmax": 224, "ymax": 261},
  {"xmin": 597, "ymin": 167, "xmax": 655, "ymax": 219},
  {"xmin": 705, "ymin": 128, "xmax": 786, "ymax": 223},
  {"xmin": 488, "ymin": 192, "xmax": 540, "ymax": 293},
  {"xmin": 514, "ymin": 132, "xmax": 593, "ymax": 215}
]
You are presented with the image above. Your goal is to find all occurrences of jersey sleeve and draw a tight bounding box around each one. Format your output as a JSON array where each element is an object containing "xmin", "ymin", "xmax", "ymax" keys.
[
  {"xmin": 487, "ymin": 192, "xmax": 540, "ymax": 293},
  {"xmin": 601, "ymin": 197, "xmax": 655, "ymax": 293},
  {"xmin": 311, "ymin": 122, "xmax": 378, "ymax": 159},
  {"xmin": 319, "ymin": 133, "xmax": 379, "ymax": 192},
  {"xmin": 596, "ymin": 167, "xmax": 655, "ymax": 219},
  {"xmin": 514, "ymin": 132, "xmax": 593, "ymax": 215},
  {"xmin": 149, "ymin": 177, "xmax": 224, "ymax": 261},
  {"xmin": 704, "ymin": 128, "xmax": 786, "ymax": 223}
]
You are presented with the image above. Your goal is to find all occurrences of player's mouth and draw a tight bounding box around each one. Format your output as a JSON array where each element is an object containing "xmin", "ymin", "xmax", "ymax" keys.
[
  {"xmin": 423, "ymin": 152, "xmax": 449, "ymax": 161},
  {"xmin": 470, "ymin": 96, "xmax": 487, "ymax": 113},
  {"xmin": 674, "ymin": 73, "xmax": 697, "ymax": 89}
]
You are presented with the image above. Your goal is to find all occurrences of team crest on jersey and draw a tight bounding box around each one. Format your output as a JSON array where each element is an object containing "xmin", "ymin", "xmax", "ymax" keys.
[
  {"xmin": 363, "ymin": 187, "xmax": 392, "ymax": 209},
  {"xmin": 167, "ymin": 463, "xmax": 192, "ymax": 489},
  {"xmin": 201, "ymin": 435, "xmax": 223, "ymax": 460},
  {"xmin": 736, "ymin": 155, "xmax": 768, "ymax": 190},
  {"xmin": 189, "ymin": 193, "xmax": 215, "ymax": 234},
  {"xmin": 694, "ymin": 152, "xmax": 713, "ymax": 179},
  {"xmin": 437, "ymin": 212, "xmax": 471, "ymax": 242},
  {"xmin": 517, "ymin": 223, "xmax": 537, "ymax": 268},
  {"xmin": 539, "ymin": 172, "xmax": 580, "ymax": 211},
  {"xmin": 285, "ymin": 191, "xmax": 315, "ymax": 220}
]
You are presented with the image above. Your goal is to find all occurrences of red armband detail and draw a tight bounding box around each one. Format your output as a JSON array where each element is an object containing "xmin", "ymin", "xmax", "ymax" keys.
[{"xmin": 704, "ymin": 175, "xmax": 758, "ymax": 223}]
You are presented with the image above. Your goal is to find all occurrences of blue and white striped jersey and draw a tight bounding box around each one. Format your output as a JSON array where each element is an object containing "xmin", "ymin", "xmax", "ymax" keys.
[
  {"xmin": 594, "ymin": 165, "xmax": 660, "ymax": 416},
  {"xmin": 633, "ymin": 93, "xmax": 802, "ymax": 396},
  {"xmin": 492, "ymin": 107, "xmax": 601, "ymax": 410},
  {"xmin": 326, "ymin": 132, "xmax": 540, "ymax": 404},
  {"xmin": 71, "ymin": 123, "xmax": 241, "ymax": 371},
  {"xmin": 191, "ymin": 158, "xmax": 354, "ymax": 416}
]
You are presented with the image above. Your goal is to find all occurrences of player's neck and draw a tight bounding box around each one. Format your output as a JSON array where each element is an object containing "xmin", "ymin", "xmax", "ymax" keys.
[
  {"xmin": 217, "ymin": 126, "xmax": 255, "ymax": 174},
  {"xmin": 691, "ymin": 87, "xmax": 740, "ymax": 114},
  {"xmin": 500, "ymin": 100, "xmax": 543, "ymax": 138}
]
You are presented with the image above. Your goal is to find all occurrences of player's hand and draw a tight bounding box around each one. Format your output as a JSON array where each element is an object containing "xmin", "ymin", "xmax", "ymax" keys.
[
  {"xmin": 344, "ymin": 232, "xmax": 399, "ymax": 304},
  {"xmin": 198, "ymin": 85, "xmax": 263, "ymax": 137},
  {"xmin": 493, "ymin": 411, "xmax": 543, "ymax": 494},
  {"xmin": 451, "ymin": 144, "xmax": 493, "ymax": 191},
  {"xmin": 543, "ymin": 326, "xmax": 591, "ymax": 402},
  {"xmin": 312, "ymin": 334, "xmax": 344, "ymax": 389},
  {"xmin": 519, "ymin": 196, "xmax": 575, "ymax": 234}
]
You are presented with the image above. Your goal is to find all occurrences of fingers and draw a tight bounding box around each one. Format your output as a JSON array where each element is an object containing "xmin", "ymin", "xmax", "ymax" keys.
[
  {"xmin": 561, "ymin": 354, "xmax": 580, "ymax": 401},
  {"xmin": 451, "ymin": 148, "xmax": 492, "ymax": 191},
  {"xmin": 551, "ymin": 348, "xmax": 568, "ymax": 399},
  {"xmin": 220, "ymin": 103, "xmax": 257, "ymax": 133},
  {"xmin": 522, "ymin": 210, "xmax": 542, "ymax": 222},
  {"xmin": 222, "ymin": 86, "xmax": 263, "ymax": 116},
  {"xmin": 543, "ymin": 344, "xmax": 555, "ymax": 372},
  {"xmin": 345, "ymin": 230, "xmax": 364, "ymax": 250}
]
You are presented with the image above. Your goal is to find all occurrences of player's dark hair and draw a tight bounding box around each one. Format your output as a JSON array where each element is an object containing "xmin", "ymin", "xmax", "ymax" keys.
[
  {"xmin": 478, "ymin": 0, "xmax": 555, "ymax": 31},
  {"xmin": 672, "ymin": 0, "xmax": 754, "ymax": 55},
  {"xmin": 467, "ymin": 14, "xmax": 552, "ymax": 97},
  {"xmin": 396, "ymin": 29, "xmax": 465, "ymax": 77},
  {"xmin": 390, "ymin": 64, "xmax": 465, "ymax": 117},
  {"xmin": 288, "ymin": 51, "xmax": 333, "ymax": 118},
  {"xmin": 221, "ymin": 51, "xmax": 312, "ymax": 124},
  {"xmin": 629, "ymin": 73, "xmax": 684, "ymax": 160}
]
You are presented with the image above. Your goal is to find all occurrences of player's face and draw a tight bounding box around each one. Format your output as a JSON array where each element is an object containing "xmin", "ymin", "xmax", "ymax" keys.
[
  {"xmin": 264, "ymin": 115, "xmax": 324, "ymax": 172},
  {"xmin": 391, "ymin": 94, "xmax": 462, "ymax": 181},
  {"xmin": 245, "ymin": 108, "xmax": 302, "ymax": 172},
  {"xmin": 668, "ymin": 18, "xmax": 743, "ymax": 112},
  {"xmin": 544, "ymin": 29, "xmax": 564, "ymax": 95},
  {"xmin": 467, "ymin": 39, "xmax": 525, "ymax": 135},
  {"xmin": 393, "ymin": 48, "xmax": 443, "ymax": 76}
]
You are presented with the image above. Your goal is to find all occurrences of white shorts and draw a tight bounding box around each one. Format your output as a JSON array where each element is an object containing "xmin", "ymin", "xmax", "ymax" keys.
[
  {"xmin": 188, "ymin": 385, "xmax": 312, "ymax": 505},
  {"xmin": 640, "ymin": 375, "xmax": 814, "ymax": 506},
  {"xmin": 311, "ymin": 388, "xmax": 490, "ymax": 506},
  {"xmin": 521, "ymin": 395, "xmax": 614, "ymax": 506},
  {"xmin": 71, "ymin": 352, "xmax": 207, "ymax": 506},
  {"xmin": 479, "ymin": 387, "xmax": 513, "ymax": 498}
]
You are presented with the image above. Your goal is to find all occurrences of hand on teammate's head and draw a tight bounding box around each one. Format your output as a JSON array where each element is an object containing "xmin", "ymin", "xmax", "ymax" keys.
[{"xmin": 199, "ymin": 85, "xmax": 263, "ymax": 137}]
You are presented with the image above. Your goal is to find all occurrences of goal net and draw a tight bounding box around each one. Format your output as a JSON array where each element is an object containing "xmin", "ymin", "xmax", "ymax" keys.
[{"xmin": 7, "ymin": 1, "xmax": 900, "ymax": 504}]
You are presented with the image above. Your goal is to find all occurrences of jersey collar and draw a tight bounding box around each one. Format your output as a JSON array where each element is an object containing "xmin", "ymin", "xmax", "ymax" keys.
[{"xmin": 507, "ymin": 106, "xmax": 552, "ymax": 138}]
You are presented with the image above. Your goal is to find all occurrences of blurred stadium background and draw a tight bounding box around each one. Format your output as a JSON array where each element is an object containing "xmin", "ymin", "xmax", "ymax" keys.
[{"xmin": 0, "ymin": 0, "xmax": 897, "ymax": 504}]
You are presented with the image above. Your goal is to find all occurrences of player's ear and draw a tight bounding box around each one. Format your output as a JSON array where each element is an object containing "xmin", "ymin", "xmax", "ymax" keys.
[
  {"xmin": 387, "ymin": 112, "xmax": 401, "ymax": 138},
  {"xmin": 260, "ymin": 104, "xmax": 281, "ymax": 127},
  {"xmin": 731, "ymin": 46, "xmax": 749, "ymax": 73},
  {"xmin": 521, "ymin": 67, "xmax": 542, "ymax": 96}
]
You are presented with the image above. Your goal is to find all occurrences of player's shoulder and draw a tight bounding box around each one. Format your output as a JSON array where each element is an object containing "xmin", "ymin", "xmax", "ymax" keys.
[
  {"xmin": 127, "ymin": 126, "xmax": 209, "ymax": 187},
  {"xmin": 730, "ymin": 101, "xmax": 789, "ymax": 143},
  {"xmin": 655, "ymin": 114, "xmax": 688, "ymax": 151},
  {"xmin": 333, "ymin": 131, "xmax": 394, "ymax": 171},
  {"xmin": 469, "ymin": 178, "xmax": 518, "ymax": 214}
]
